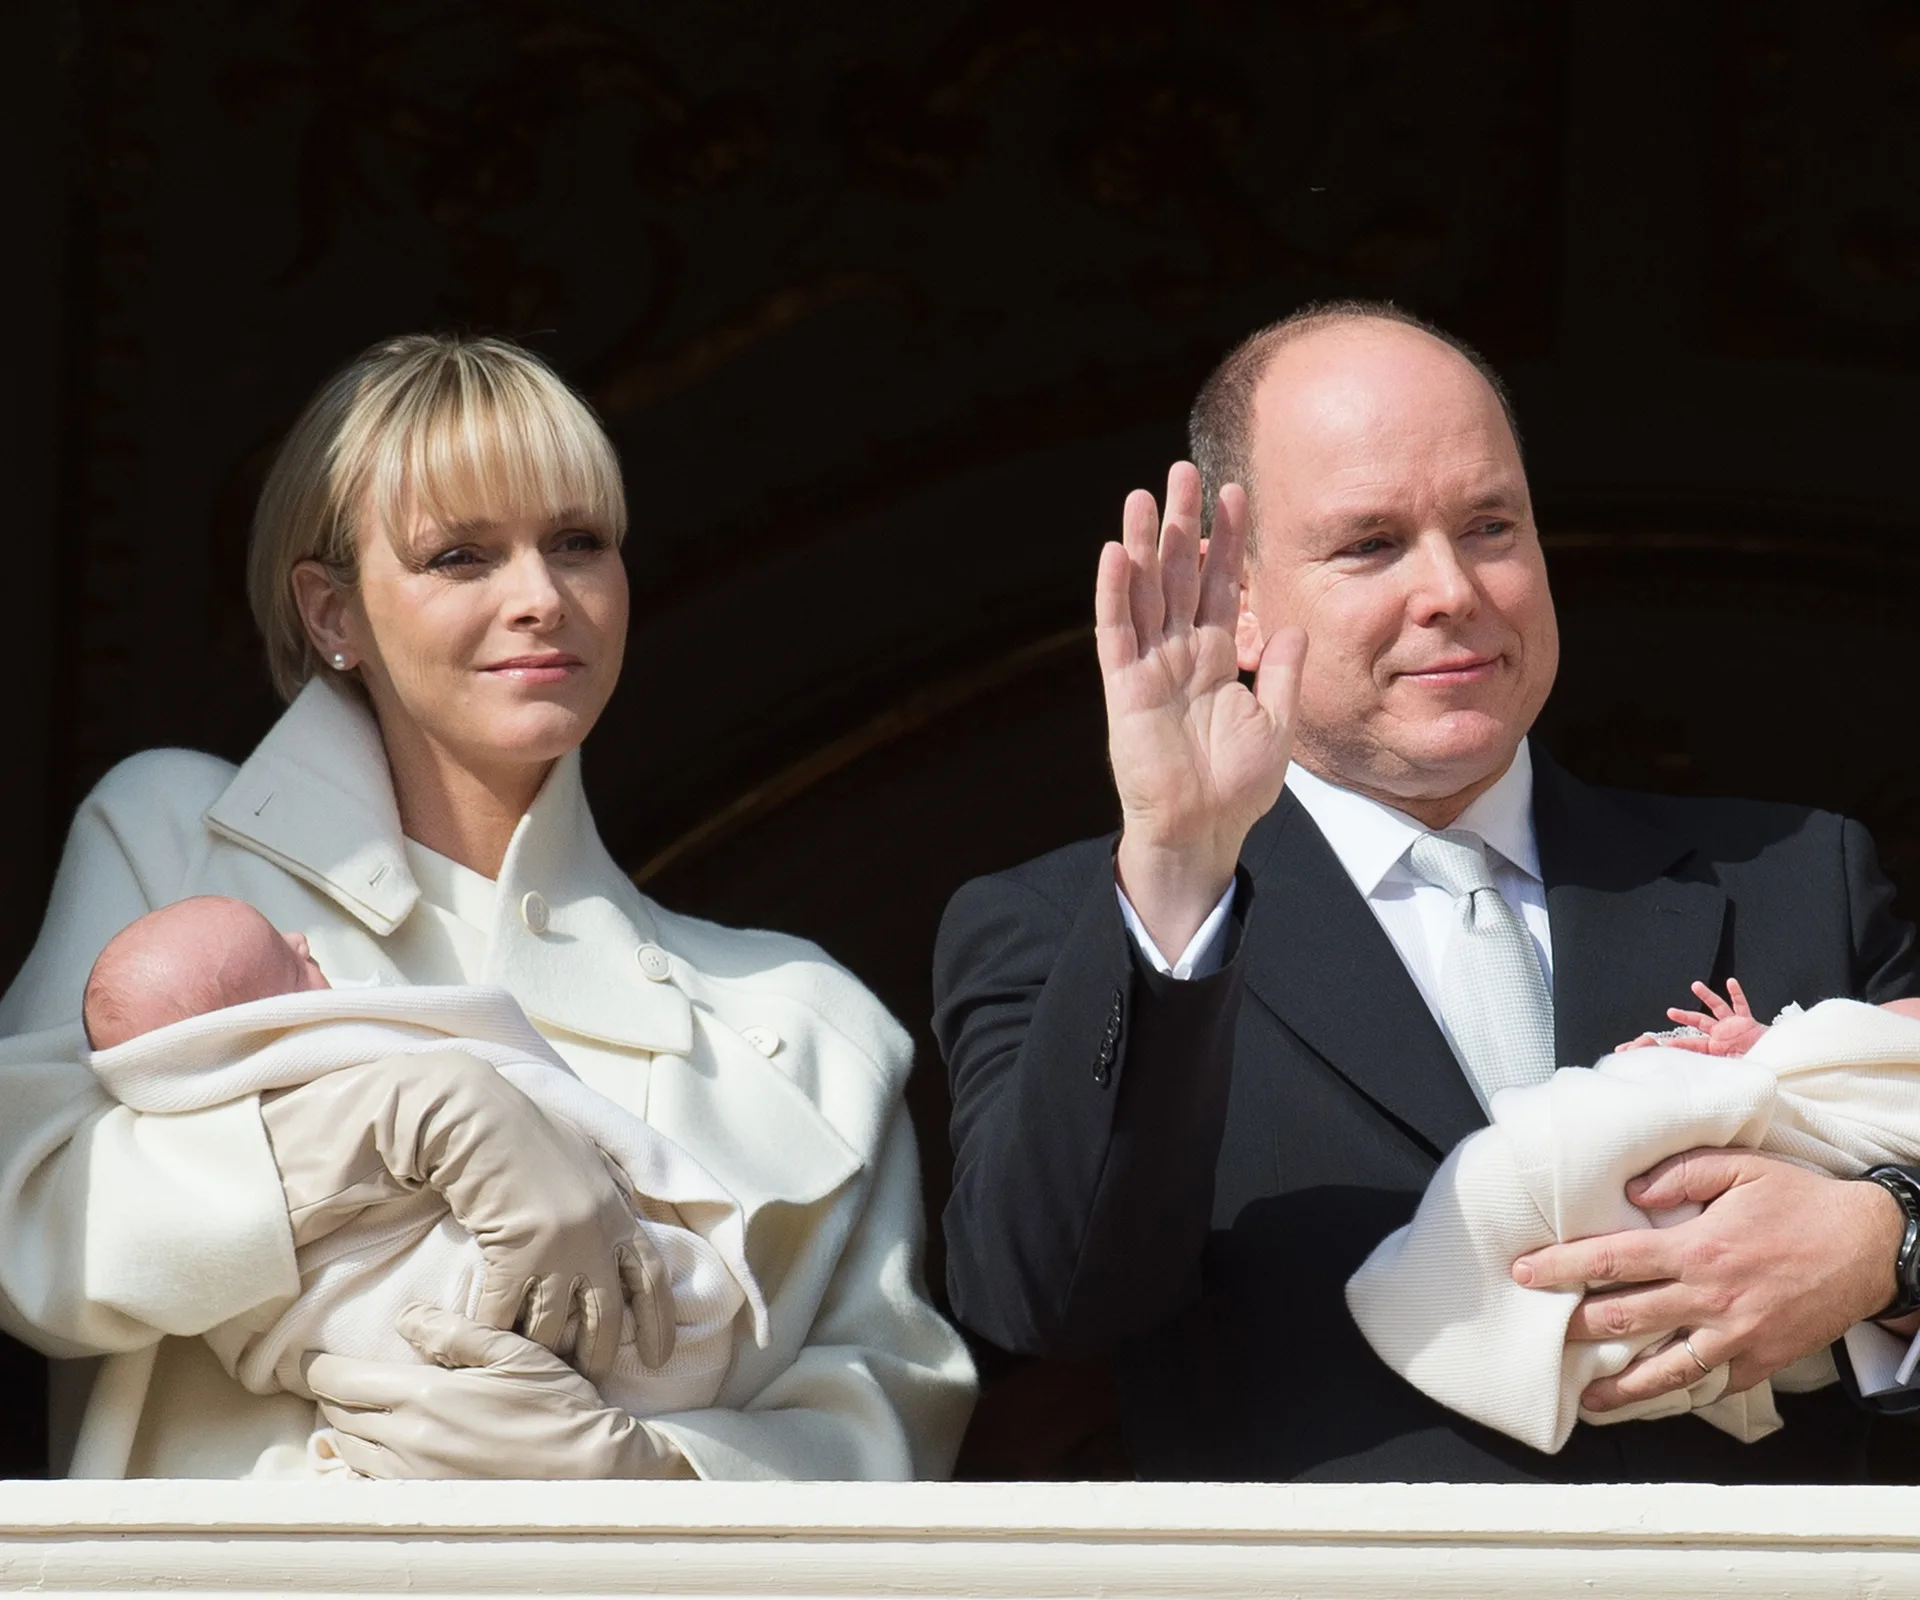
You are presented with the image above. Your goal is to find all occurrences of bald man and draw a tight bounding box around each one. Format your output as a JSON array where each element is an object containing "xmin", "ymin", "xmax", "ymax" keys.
[{"xmin": 933, "ymin": 302, "xmax": 1920, "ymax": 1482}]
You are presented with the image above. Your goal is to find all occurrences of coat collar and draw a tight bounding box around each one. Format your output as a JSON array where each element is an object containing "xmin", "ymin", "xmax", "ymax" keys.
[{"xmin": 203, "ymin": 677, "xmax": 693, "ymax": 1055}]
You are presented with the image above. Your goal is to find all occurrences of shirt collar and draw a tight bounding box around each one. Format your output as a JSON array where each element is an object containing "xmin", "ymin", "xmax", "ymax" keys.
[{"xmin": 1284, "ymin": 739, "xmax": 1540, "ymax": 898}]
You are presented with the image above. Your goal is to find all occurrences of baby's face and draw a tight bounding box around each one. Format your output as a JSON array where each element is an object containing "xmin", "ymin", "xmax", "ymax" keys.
[
  {"xmin": 85, "ymin": 895, "xmax": 333, "ymax": 1049},
  {"xmin": 249, "ymin": 926, "xmax": 334, "ymax": 1001}
]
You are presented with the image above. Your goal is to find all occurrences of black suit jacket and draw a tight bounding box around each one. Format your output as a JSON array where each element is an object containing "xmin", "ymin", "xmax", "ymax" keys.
[{"xmin": 934, "ymin": 747, "xmax": 1920, "ymax": 1481}]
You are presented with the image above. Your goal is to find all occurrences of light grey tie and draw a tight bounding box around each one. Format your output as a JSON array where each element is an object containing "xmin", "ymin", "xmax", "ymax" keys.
[{"xmin": 1406, "ymin": 828, "xmax": 1556, "ymax": 1108}]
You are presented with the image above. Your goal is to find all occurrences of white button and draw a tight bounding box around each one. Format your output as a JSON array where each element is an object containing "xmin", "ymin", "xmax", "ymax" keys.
[
  {"xmin": 741, "ymin": 1025, "xmax": 781, "ymax": 1057},
  {"xmin": 635, "ymin": 943, "xmax": 672, "ymax": 981},
  {"xmin": 520, "ymin": 891, "xmax": 550, "ymax": 934}
]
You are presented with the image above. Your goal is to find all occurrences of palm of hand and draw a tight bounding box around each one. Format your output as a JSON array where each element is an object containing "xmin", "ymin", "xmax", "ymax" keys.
[
  {"xmin": 1664, "ymin": 978, "xmax": 1768, "ymax": 1058},
  {"xmin": 1098, "ymin": 469, "xmax": 1303, "ymax": 857},
  {"xmin": 1105, "ymin": 609, "xmax": 1288, "ymax": 848}
]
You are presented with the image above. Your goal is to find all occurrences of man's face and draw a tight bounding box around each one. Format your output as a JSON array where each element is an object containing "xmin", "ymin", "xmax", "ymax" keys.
[{"xmin": 1235, "ymin": 322, "xmax": 1558, "ymax": 814}]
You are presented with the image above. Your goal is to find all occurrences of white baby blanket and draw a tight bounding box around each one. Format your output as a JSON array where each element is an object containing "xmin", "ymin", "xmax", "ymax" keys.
[
  {"xmin": 1346, "ymin": 999, "xmax": 1920, "ymax": 1454},
  {"xmin": 86, "ymin": 985, "xmax": 769, "ymax": 1419}
]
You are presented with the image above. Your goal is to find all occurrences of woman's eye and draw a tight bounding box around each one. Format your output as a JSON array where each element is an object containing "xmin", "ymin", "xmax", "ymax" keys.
[
  {"xmin": 554, "ymin": 528, "xmax": 609, "ymax": 555},
  {"xmin": 423, "ymin": 546, "xmax": 486, "ymax": 574}
]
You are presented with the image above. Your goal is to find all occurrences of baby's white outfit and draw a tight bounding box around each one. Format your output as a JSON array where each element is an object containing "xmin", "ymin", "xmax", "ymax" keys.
[
  {"xmin": 1347, "ymin": 999, "xmax": 1920, "ymax": 1453},
  {"xmin": 84, "ymin": 984, "xmax": 768, "ymax": 1436}
]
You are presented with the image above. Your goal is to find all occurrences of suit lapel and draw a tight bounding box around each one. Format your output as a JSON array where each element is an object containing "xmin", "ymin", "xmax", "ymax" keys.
[
  {"xmin": 1238, "ymin": 793, "xmax": 1489, "ymax": 1159},
  {"xmin": 1534, "ymin": 750, "xmax": 1728, "ymax": 1066}
]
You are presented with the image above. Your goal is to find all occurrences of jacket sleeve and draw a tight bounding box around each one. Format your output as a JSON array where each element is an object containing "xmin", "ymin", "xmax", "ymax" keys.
[
  {"xmin": 0, "ymin": 754, "xmax": 298, "ymax": 1358},
  {"xmin": 932, "ymin": 855, "xmax": 1249, "ymax": 1359},
  {"xmin": 1844, "ymin": 816, "xmax": 1920, "ymax": 1004},
  {"xmin": 645, "ymin": 1101, "xmax": 977, "ymax": 1480}
]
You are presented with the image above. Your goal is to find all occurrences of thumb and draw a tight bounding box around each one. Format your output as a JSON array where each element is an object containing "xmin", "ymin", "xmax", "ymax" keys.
[
  {"xmin": 1626, "ymin": 1146, "xmax": 1751, "ymax": 1210},
  {"xmin": 396, "ymin": 1302, "xmax": 551, "ymax": 1373},
  {"xmin": 621, "ymin": 1243, "xmax": 678, "ymax": 1370},
  {"xmin": 1254, "ymin": 624, "xmax": 1307, "ymax": 726}
]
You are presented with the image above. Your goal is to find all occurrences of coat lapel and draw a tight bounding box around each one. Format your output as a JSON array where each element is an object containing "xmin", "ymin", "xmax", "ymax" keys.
[
  {"xmin": 1533, "ymin": 750, "xmax": 1728, "ymax": 1067},
  {"xmin": 1238, "ymin": 793, "xmax": 1489, "ymax": 1159}
]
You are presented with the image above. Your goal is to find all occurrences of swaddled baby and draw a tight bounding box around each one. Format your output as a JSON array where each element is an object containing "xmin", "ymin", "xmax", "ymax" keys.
[{"xmin": 82, "ymin": 895, "xmax": 767, "ymax": 1440}]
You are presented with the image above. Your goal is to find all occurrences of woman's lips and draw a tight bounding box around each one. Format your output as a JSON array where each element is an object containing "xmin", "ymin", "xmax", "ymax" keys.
[{"xmin": 482, "ymin": 654, "xmax": 584, "ymax": 685}]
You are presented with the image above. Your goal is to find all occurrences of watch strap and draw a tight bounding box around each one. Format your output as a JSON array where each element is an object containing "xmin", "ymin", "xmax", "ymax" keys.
[{"xmin": 1861, "ymin": 1164, "xmax": 1920, "ymax": 1320}]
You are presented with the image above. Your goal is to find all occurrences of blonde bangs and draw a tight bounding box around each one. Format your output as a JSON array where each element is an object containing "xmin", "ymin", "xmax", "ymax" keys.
[{"xmin": 348, "ymin": 345, "xmax": 627, "ymax": 555}]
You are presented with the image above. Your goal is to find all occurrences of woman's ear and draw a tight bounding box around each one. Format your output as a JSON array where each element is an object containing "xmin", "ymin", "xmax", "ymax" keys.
[{"xmin": 290, "ymin": 560, "xmax": 358, "ymax": 669}]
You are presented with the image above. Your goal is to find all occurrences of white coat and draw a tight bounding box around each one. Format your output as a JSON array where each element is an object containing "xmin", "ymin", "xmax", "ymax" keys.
[{"xmin": 0, "ymin": 676, "xmax": 976, "ymax": 1479}]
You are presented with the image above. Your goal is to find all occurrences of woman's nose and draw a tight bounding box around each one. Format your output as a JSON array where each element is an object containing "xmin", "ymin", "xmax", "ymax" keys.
[{"xmin": 505, "ymin": 552, "xmax": 567, "ymax": 629}]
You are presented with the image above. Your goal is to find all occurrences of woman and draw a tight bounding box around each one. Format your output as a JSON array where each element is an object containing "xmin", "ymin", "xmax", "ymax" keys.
[{"xmin": 0, "ymin": 334, "xmax": 975, "ymax": 1479}]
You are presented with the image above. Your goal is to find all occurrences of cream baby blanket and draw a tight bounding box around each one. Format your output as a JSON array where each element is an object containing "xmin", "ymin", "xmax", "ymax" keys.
[
  {"xmin": 86, "ymin": 984, "xmax": 769, "ymax": 1419},
  {"xmin": 1347, "ymin": 999, "xmax": 1920, "ymax": 1453}
]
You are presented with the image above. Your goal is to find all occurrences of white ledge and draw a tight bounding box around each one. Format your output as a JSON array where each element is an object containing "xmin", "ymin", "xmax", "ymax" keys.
[{"xmin": 2, "ymin": 1481, "xmax": 1918, "ymax": 1598}]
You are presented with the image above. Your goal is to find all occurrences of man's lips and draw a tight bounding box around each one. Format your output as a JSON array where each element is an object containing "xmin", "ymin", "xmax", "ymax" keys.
[{"xmin": 1394, "ymin": 654, "xmax": 1502, "ymax": 684}]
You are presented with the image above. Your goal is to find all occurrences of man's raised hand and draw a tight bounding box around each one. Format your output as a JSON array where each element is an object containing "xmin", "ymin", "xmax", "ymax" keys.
[{"xmin": 1098, "ymin": 462, "xmax": 1306, "ymax": 959}]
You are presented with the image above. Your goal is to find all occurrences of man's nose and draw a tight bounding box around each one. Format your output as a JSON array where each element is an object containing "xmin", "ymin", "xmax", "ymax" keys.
[{"xmin": 1407, "ymin": 534, "xmax": 1479, "ymax": 623}]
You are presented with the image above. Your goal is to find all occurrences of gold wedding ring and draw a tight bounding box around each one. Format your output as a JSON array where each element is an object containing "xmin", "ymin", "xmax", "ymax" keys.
[{"xmin": 1680, "ymin": 1334, "xmax": 1712, "ymax": 1375}]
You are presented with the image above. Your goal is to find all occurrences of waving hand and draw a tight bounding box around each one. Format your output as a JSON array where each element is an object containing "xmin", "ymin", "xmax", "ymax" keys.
[{"xmin": 1099, "ymin": 463, "xmax": 1306, "ymax": 957}]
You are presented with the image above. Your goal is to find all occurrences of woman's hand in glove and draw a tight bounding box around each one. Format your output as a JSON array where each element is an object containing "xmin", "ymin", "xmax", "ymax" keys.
[
  {"xmin": 261, "ymin": 1049, "xmax": 675, "ymax": 1378},
  {"xmin": 305, "ymin": 1303, "xmax": 687, "ymax": 1479}
]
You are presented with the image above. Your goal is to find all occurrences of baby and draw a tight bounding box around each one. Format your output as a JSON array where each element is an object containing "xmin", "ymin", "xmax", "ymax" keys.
[
  {"xmin": 80, "ymin": 895, "xmax": 765, "ymax": 1446},
  {"xmin": 84, "ymin": 895, "xmax": 332, "ymax": 1049}
]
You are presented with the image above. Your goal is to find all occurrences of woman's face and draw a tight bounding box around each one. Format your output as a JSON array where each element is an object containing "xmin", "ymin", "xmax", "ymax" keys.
[{"xmin": 320, "ymin": 507, "xmax": 629, "ymax": 790}]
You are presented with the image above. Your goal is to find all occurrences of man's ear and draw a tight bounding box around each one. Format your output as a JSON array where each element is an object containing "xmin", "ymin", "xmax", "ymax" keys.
[
  {"xmin": 1235, "ymin": 588, "xmax": 1265, "ymax": 673},
  {"xmin": 290, "ymin": 559, "xmax": 356, "ymax": 664}
]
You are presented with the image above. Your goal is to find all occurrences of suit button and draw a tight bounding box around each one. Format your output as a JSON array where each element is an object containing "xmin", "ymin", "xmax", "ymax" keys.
[
  {"xmin": 519, "ymin": 891, "xmax": 551, "ymax": 934},
  {"xmin": 635, "ymin": 943, "xmax": 672, "ymax": 981},
  {"xmin": 741, "ymin": 1024, "xmax": 781, "ymax": 1057}
]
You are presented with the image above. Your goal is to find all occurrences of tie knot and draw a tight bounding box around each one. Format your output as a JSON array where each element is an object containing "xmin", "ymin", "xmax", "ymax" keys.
[{"xmin": 1407, "ymin": 829, "xmax": 1497, "ymax": 901}]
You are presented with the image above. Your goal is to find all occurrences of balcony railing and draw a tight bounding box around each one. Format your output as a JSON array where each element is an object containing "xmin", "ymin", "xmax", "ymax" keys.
[{"xmin": 2, "ymin": 1480, "xmax": 1915, "ymax": 1597}]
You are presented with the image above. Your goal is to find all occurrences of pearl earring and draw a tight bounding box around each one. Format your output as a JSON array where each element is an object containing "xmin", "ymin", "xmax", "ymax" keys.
[{"xmin": 331, "ymin": 653, "xmax": 349, "ymax": 670}]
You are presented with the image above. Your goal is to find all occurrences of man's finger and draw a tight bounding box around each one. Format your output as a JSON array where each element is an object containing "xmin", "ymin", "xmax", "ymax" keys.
[
  {"xmin": 1253, "ymin": 625, "xmax": 1307, "ymax": 728},
  {"xmin": 1121, "ymin": 489, "xmax": 1164, "ymax": 647},
  {"xmin": 1562, "ymin": 1280, "xmax": 1697, "ymax": 1344},
  {"xmin": 1196, "ymin": 483, "xmax": 1251, "ymax": 632},
  {"xmin": 1511, "ymin": 1226, "xmax": 1677, "ymax": 1291},
  {"xmin": 1624, "ymin": 1146, "xmax": 1758, "ymax": 1211},
  {"xmin": 1094, "ymin": 543, "xmax": 1140, "ymax": 675},
  {"xmin": 1581, "ymin": 1333, "xmax": 1721, "ymax": 1414},
  {"xmin": 1158, "ymin": 464, "xmax": 1203, "ymax": 637}
]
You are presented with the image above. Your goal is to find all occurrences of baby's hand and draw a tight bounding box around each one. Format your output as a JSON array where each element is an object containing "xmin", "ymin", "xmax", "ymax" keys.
[{"xmin": 1648, "ymin": 977, "xmax": 1768, "ymax": 1057}]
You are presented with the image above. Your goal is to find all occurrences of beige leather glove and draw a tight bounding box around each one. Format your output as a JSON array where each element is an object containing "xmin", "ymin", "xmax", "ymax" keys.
[
  {"xmin": 261, "ymin": 1050, "xmax": 674, "ymax": 1378},
  {"xmin": 306, "ymin": 1303, "xmax": 689, "ymax": 1479}
]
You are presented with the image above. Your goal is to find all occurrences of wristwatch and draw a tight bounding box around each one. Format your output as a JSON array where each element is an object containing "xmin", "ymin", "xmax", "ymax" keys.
[{"xmin": 1859, "ymin": 1165, "xmax": 1920, "ymax": 1319}]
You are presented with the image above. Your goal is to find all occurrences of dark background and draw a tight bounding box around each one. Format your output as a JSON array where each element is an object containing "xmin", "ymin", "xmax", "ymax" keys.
[{"xmin": 6, "ymin": 0, "xmax": 1919, "ymax": 1478}]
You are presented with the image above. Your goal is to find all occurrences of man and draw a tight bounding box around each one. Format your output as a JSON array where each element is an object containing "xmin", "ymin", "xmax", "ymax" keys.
[{"xmin": 934, "ymin": 301, "xmax": 1920, "ymax": 1482}]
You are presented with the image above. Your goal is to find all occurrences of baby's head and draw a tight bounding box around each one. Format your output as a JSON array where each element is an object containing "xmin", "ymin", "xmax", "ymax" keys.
[{"xmin": 84, "ymin": 896, "xmax": 330, "ymax": 1049}]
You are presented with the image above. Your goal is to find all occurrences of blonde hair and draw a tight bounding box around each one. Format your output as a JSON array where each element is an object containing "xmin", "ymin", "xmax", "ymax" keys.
[{"xmin": 248, "ymin": 333, "xmax": 628, "ymax": 701}]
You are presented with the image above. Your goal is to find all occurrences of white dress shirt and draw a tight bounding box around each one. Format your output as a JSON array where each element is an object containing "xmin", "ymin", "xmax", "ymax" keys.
[{"xmin": 1124, "ymin": 743, "xmax": 1552, "ymax": 1067}]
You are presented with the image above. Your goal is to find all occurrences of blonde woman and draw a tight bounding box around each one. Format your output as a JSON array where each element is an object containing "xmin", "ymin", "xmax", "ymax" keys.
[{"xmin": 0, "ymin": 334, "xmax": 975, "ymax": 1480}]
